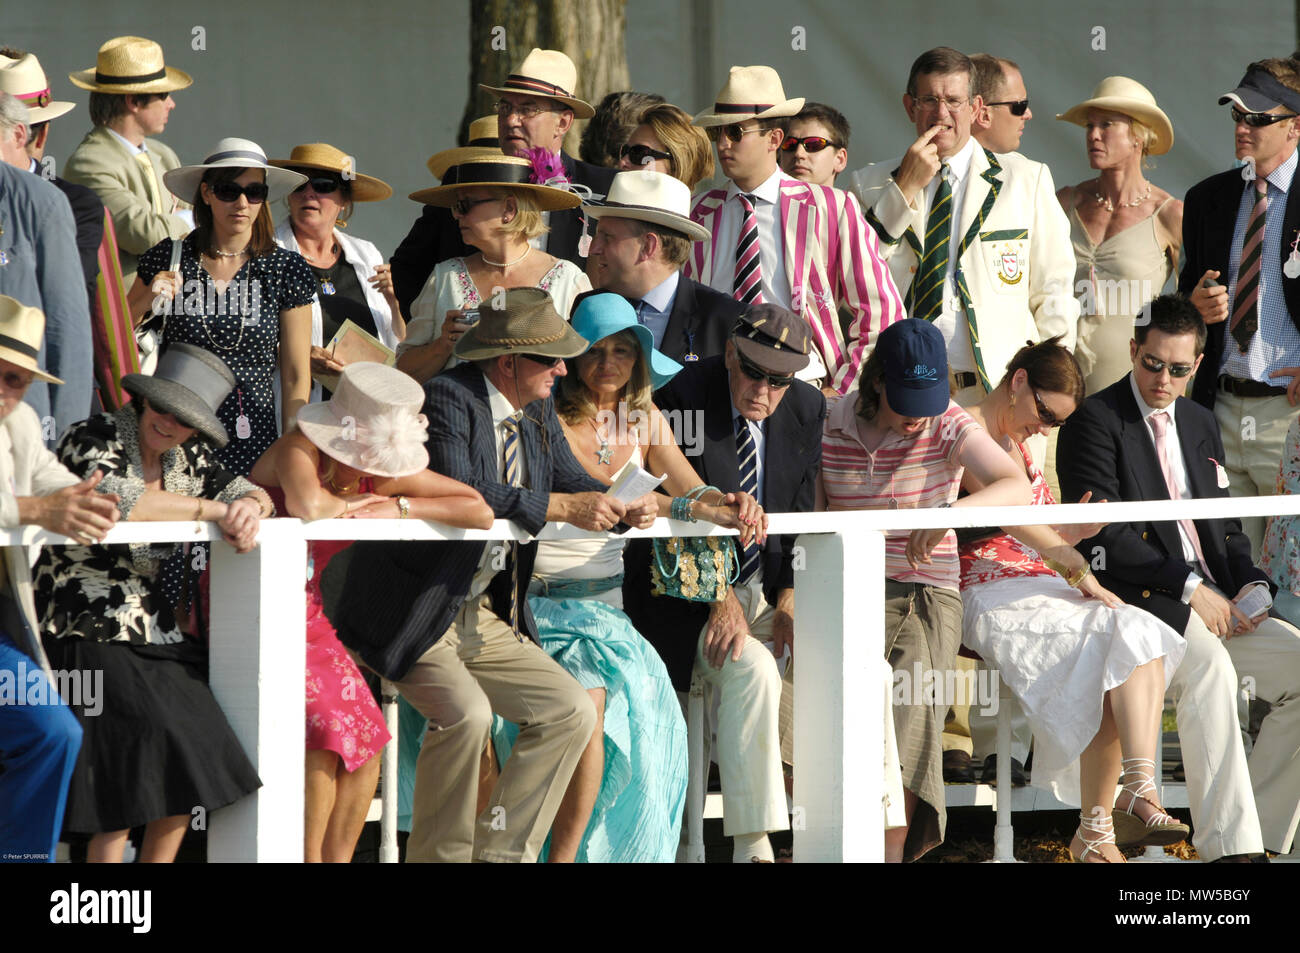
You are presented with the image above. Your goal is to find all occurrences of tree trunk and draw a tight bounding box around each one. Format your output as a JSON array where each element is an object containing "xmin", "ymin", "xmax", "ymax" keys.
[{"xmin": 462, "ymin": 0, "xmax": 629, "ymax": 156}]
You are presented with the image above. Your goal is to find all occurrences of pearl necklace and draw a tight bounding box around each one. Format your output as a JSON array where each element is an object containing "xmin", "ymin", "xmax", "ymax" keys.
[
  {"xmin": 482, "ymin": 246, "xmax": 531, "ymax": 268},
  {"xmin": 1093, "ymin": 182, "xmax": 1151, "ymax": 212},
  {"xmin": 206, "ymin": 245, "xmax": 249, "ymax": 259}
]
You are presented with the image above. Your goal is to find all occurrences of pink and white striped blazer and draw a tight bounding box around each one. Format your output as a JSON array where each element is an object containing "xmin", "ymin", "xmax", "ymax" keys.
[{"xmin": 686, "ymin": 179, "xmax": 905, "ymax": 393}]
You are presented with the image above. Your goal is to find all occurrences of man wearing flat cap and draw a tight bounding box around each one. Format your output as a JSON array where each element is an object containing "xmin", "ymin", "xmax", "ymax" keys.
[
  {"xmin": 1181, "ymin": 56, "xmax": 1300, "ymax": 554},
  {"xmin": 586, "ymin": 168, "xmax": 743, "ymax": 366},
  {"xmin": 391, "ymin": 49, "xmax": 617, "ymax": 317},
  {"xmin": 624, "ymin": 304, "xmax": 825, "ymax": 863},
  {"xmin": 327, "ymin": 287, "xmax": 658, "ymax": 863},
  {"xmin": 62, "ymin": 35, "xmax": 192, "ymax": 291}
]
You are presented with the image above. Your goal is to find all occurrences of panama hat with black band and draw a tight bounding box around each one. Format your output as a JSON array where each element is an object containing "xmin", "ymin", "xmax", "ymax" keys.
[
  {"xmin": 426, "ymin": 116, "xmax": 501, "ymax": 180},
  {"xmin": 693, "ymin": 65, "xmax": 804, "ymax": 128},
  {"xmin": 409, "ymin": 154, "xmax": 581, "ymax": 210},
  {"xmin": 121, "ymin": 343, "xmax": 237, "ymax": 447},
  {"xmin": 68, "ymin": 35, "xmax": 191, "ymax": 95},
  {"xmin": 479, "ymin": 48, "xmax": 594, "ymax": 120},
  {"xmin": 583, "ymin": 169, "xmax": 710, "ymax": 241},
  {"xmin": 0, "ymin": 295, "xmax": 62, "ymax": 384},
  {"xmin": 454, "ymin": 287, "xmax": 589, "ymax": 363},
  {"xmin": 164, "ymin": 138, "xmax": 308, "ymax": 205}
]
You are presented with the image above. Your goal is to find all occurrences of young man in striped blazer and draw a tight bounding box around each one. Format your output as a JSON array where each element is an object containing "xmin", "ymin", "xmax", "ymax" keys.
[{"xmin": 686, "ymin": 66, "xmax": 905, "ymax": 396}]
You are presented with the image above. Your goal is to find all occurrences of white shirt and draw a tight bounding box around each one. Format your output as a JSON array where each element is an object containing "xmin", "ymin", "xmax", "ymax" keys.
[
  {"xmin": 105, "ymin": 126, "xmax": 148, "ymax": 156},
  {"xmin": 1129, "ymin": 376, "xmax": 1202, "ymax": 602},
  {"xmin": 468, "ymin": 375, "xmax": 528, "ymax": 601},
  {"xmin": 920, "ymin": 136, "xmax": 978, "ymax": 373},
  {"xmin": 710, "ymin": 167, "xmax": 795, "ymax": 311}
]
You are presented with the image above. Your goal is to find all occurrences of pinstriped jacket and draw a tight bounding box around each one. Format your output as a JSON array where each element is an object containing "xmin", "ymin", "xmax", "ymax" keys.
[
  {"xmin": 685, "ymin": 177, "xmax": 905, "ymax": 394},
  {"xmin": 324, "ymin": 362, "xmax": 608, "ymax": 681}
]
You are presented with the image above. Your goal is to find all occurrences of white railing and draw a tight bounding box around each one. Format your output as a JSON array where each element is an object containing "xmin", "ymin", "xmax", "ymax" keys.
[{"xmin": 9, "ymin": 492, "xmax": 1300, "ymax": 863}]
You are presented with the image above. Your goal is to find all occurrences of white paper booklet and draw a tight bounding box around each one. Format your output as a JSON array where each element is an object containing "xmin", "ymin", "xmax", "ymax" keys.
[{"xmin": 605, "ymin": 457, "xmax": 666, "ymax": 503}]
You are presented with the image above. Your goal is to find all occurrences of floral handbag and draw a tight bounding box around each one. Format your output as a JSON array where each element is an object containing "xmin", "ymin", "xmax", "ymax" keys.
[{"xmin": 650, "ymin": 486, "xmax": 741, "ymax": 602}]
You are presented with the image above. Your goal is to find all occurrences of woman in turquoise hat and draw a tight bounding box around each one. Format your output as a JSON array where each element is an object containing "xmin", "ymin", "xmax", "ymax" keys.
[{"xmin": 489, "ymin": 291, "xmax": 763, "ymax": 861}]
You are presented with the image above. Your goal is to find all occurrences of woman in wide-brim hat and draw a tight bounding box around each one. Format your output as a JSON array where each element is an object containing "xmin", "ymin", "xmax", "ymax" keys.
[
  {"xmin": 1055, "ymin": 77, "xmax": 1183, "ymax": 394},
  {"xmin": 396, "ymin": 153, "xmax": 591, "ymax": 384},
  {"xmin": 482, "ymin": 291, "xmax": 764, "ymax": 862},
  {"xmin": 269, "ymin": 143, "xmax": 405, "ymax": 394},
  {"xmin": 33, "ymin": 342, "xmax": 275, "ymax": 863},
  {"xmin": 249, "ymin": 362, "xmax": 492, "ymax": 862},
  {"xmin": 125, "ymin": 138, "xmax": 315, "ymax": 477}
]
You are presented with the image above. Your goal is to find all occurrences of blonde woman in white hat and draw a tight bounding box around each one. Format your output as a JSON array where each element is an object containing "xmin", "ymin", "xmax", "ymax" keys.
[
  {"xmin": 250, "ymin": 362, "xmax": 492, "ymax": 862},
  {"xmin": 125, "ymin": 138, "xmax": 315, "ymax": 476},
  {"xmin": 396, "ymin": 152, "xmax": 591, "ymax": 385},
  {"xmin": 1056, "ymin": 77, "xmax": 1183, "ymax": 394},
  {"xmin": 270, "ymin": 143, "xmax": 405, "ymax": 391}
]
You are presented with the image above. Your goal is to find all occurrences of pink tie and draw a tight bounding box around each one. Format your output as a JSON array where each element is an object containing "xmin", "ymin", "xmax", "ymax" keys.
[
  {"xmin": 733, "ymin": 193, "xmax": 764, "ymax": 305},
  {"xmin": 1149, "ymin": 411, "xmax": 1214, "ymax": 583}
]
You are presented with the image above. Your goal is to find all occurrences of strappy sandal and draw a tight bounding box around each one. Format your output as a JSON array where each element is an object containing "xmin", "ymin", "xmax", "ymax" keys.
[
  {"xmin": 1070, "ymin": 811, "xmax": 1123, "ymax": 863},
  {"xmin": 1112, "ymin": 757, "xmax": 1190, "ymax": 848}
]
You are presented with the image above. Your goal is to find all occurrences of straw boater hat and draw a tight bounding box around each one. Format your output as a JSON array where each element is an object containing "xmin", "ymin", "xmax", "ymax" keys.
[
  {"xmin": 454, "ymin": 287, "xmax": 589, "ymax": 362},
  {"xmin": 68, "ymin": 35, "xmax": 192, "ymax": 95},
  {"xmin": 269, "ymin": 143, "xmax": 392, "ymax": 202},
  {"xmin": 1056, "ymin": 77, "xmax": 1174, "ymax": 156},
  {"xmin": 693, "ymin": 65, "xmax": 804, "ymax": 127},
  {"xmin": 0, "ymin": 295, "xmax": 61, "ymax": 384},
  {"xmin": 409, "ymin": 153, "xmax": 580, "ymax": 210},
  {"xmin": 479, "ymin": 48, "xmax": 594, "ymax": 119},
  {"xmin": 122, "ymin": 343, "xmax": 236, "ymax": 446},
  {"xmin": 164, "ymin": 138, "xmax": 308, "ymax": 204},
  {"xmin": 0, "ymin": 53, "xmax": 75, "ymax": 123},
  {"xmin": 296, "ymin": 363, "xmax": 429, "ymax": 478},
  {"xmin": 584, "ymin": 170, "xmax": 710, "ymax": 241},
  {"xmin": 427, "ymin": 115, "xmax": 500, "ymax": 180}
]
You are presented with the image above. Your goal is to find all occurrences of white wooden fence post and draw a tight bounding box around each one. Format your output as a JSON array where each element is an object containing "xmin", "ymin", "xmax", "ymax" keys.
[
  {"xmin": 206, "ymin": 521, "xmax": 306, "ymax": 862},
  {"xmin": 792, "ymin": 527, "xmax": 884, "ymax": 862}
]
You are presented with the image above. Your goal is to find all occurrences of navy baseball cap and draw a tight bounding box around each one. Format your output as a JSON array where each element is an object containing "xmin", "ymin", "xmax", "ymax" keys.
[
  {"xmin": 877, "ymin": 319, "xmax": 949, "ymax": 418},
  {"xmin": 1219, "ymin": 67, "xmax": 1300, "ymax": 115}
]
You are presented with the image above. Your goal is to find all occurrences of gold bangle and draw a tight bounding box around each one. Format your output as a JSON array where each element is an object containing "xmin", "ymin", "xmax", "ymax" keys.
[
  {"xmin": 1066, "ymin": 564, "xmax": 1091, "ymax": 588},
  {"xmin": 397, "ymin": 496, "xmax": 411, "ymax": 519}
]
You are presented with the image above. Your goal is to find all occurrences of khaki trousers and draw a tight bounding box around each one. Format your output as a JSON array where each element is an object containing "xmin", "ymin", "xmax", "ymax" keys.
[
  {"xmin": 393, "ymin": 594, "xmax": 597, "ymax": 862},
  {"xmin": 1213, "ymin": 391, "xmax": 1299, "ymax": 559}
]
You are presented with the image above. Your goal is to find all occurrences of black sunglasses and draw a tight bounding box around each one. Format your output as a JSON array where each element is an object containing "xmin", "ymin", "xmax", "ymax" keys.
[
  {"xmin": 0, "ymin": 370, "xmax": 33, "ymax": 390},
  {"xmin": 707, "ymin": 123, "xmax": 762, "ymax": 144},
  {"xmin": 619, "ymin": 143, "xmax": 673, "ymax": 167},
  {"xmin": 985, "ymin": 98, "xmax": 1030, "ymax": 117},
  {"xmin": 450, "ymin": 196, "xmax": 499, "ymax": 217},
  {"xmin": 1139, "ymin": 353, "xmax": 1195, "ymax": 378},
  {"xmin": 519, "ymin": 353, "xmax": 562, "ymax": 367},
  {"xmin": 736, "ymin": 350, "xmax": 794, "ymax": 388},
  {"xmin": 1230, "ymin": 106, "xmax": 1298, "ymax": 127},
  {"xmin": 209, "ymin": 181, "xmax": 269, "ymax": 204},
  {"xmin": 292, "ymin": 176, "xmax": 345, "ymax": 195},
  {"xmin": 1029, "ymin": 386, "xmax": 1061, "ymax": 428},
  {"xmin": 779, "ymin": 135, "xmax": 841, "ymax": 153}
]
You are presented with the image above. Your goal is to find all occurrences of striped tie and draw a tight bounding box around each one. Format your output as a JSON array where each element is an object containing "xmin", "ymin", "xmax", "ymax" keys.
[
  {"xmin": 911, "ymin": 164, "xmax": 952, "ymax": 322},
  {"xmin": 1230, "ymin": 179, "xmax": 1269, "ymax": 353},
  {"xmin": 734, "ymin": 417, "xmax": 762, "ymax": 584},
  {"xmin": 502, "ymin": 417, "xmax": 522, "ymax": 637},
  {"xmin": 733, "ymin": 192, "xmax": 764, "ymax": 304}
]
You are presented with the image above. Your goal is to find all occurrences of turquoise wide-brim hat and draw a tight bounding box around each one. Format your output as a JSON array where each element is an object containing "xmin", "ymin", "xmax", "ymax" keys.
[{"xmin": 570, "ymin": 292, "xmax": 683, "ymax": 390}]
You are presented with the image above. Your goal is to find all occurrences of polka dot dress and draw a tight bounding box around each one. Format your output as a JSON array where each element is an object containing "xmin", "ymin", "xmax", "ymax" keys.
[{"xmin": 137, "ymin": 236, "xmax": 317, "ymax": 475}]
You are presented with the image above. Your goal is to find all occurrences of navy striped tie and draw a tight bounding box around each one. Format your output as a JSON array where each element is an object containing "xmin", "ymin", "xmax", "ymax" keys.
[
  {"xmin": 502, "ymin": 417, "xmax": 522, "ymax": 637},
  {"xmin": 735, "ymin": 416, "xmax": 762, "ymax": 584}
]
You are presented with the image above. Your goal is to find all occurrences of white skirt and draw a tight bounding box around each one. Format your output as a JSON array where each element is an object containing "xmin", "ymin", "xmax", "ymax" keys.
[{"xmin": 962, "ymin": 574, "xmax": 1187, "ymax": 806}]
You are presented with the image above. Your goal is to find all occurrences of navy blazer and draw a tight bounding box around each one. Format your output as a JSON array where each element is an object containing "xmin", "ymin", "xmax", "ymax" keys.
[
  {"xmin": 325, "ymin": 363, "xmax": 607, "ymax": 680},
  {"xmin": 622, "ymin": 356, "xmax": 825, "ymax": 688},
  {"xmin": 654, "ymin": 276, "xmax": 743, "ymax": 367},
  {"xmin": 1178, "ymin": 164, "xmax": 1300, "ymax": 409},
  {"xmin": 53, "ymin": 177, "xmax": 104, "ymax": 303},
  {"xmin": 391, "ymin": 152, "xmax": 616, "ymax": 316},
  {"xmin": 1057, "ymin": 372, "xmax": 1272, "ymax": 634}
]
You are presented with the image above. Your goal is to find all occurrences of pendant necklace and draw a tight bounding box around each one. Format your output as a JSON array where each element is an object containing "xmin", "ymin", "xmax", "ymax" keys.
[{"xmin": 588, "ymin": 419, "xmax": 613, "ymax": 465}]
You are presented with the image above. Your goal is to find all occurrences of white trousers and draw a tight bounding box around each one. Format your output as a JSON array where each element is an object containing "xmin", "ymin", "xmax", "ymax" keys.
[
  {"xmin": 1174, "ymin": 607, "xmax": 1300, "ymax": 857},
  {"xmin": 693, "ymin": 576, "xmax": 789, "ymax": 836}
]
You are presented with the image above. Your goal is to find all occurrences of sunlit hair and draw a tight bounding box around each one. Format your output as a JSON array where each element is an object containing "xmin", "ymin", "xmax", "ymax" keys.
[
  {"xmin": 999, "ymin": 335, "xmax": 1084, "ymax": 405},
  {"xmin": 906, "ymin": 47, "xmax": 972, "ymax": 98},
  {"xmin": 556, "ymin": 328, "xmax": 654, "ymax": 429},
  {"xmin": 638, "ymin": 103, "xmax": 715, "ymax": 189},
  {"xmin": 486, "ymin": 187, "xmax": 547, "ymax": 241},
  {"xmin": 581, "ymin": 90, "xmax": 666, "ymax": 167},
  {"xmin": 192, "ymin": 166, "xmax": 276, "ymax": 257}
]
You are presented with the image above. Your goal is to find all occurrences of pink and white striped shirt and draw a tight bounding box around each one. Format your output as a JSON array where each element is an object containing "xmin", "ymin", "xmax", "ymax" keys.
[{"xmin": 821, "ymin": 394, "xmax": 979, "ymax": 589}]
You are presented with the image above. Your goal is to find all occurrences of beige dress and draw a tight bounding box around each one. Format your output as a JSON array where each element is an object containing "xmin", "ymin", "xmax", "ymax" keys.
[{"xmin": 1071, "ymin": 198, "xmax": 1177, "ymax": 394}]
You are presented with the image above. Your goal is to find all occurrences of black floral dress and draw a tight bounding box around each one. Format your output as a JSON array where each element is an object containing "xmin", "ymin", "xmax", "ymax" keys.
[
  {"xmin": 33, "ymin": 407, "xmax": 265, "ymax": 833},
  {"xmin": 136, "ymin": 235, "xmax": 317, "ymax": 476}
]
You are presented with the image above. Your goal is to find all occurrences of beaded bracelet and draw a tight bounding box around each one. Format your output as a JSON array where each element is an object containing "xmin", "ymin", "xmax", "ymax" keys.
[
  {"xmin": 396, "ymin": 496, "xmax": 411, "ymax": 519},
  {"xmin": 670, "ymin": 496, "xmax": 697, "ymax": 522}
]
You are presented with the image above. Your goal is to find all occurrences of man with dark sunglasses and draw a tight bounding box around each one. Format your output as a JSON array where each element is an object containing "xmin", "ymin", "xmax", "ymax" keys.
[
  {"xmin": 1059, "ymin": 293, "xmax": 1300, "ymax": 862},
  {"xmin": 623, "ymin": 303, "xmax": 824, "ymax": 863},
  {"xmin": 776, "ymin": 102, "xmax": 850, "ymax": 188},
  {"xmin": 63, "ymin": 36, "xmax": 192, "ymax": 292},
  {"xmin": 1180, "ymin": 57, "xmax": 1300, "ymax": 556},
  {"xmin": 969, "ymin": 54, "xmax": 1033, "ymax": 154},
  {"xmin": 390, "ymin": 49, "xmax": 616, "ymax": 318}
]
